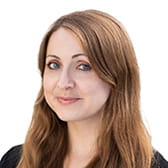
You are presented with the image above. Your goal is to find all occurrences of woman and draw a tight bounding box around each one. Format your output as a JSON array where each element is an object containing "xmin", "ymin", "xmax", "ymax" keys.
[{"xmin": 0, "ymin": 10, "xmax": 168, "ymax": 168}]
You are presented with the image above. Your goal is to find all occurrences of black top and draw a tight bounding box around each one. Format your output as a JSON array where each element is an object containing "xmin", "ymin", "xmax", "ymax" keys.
[
  {"xmin": 0, "ymin": 145, "xmax": 22, "ymax": 168},
  {"xmin": 0, "ymin": 145, "xmax": 168, "ymax": 168}
]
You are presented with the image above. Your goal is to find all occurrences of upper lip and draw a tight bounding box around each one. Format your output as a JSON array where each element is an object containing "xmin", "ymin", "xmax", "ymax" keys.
[{"xmin": 57, "ymin": 97, "xmax": 81, "ymax": 100}]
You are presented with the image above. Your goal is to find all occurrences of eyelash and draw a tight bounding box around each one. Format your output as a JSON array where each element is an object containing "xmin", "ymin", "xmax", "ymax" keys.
[
  {"xmin": 47, "ymin": 62, "xmax": 60, "ymax": 70},
  {"xmin": 78, "ymin": 63, "xmax": 92, "ymax": 71},
  {"xmin": 46, "ymin": 61, "xmax": 92, "ymax": 71}
]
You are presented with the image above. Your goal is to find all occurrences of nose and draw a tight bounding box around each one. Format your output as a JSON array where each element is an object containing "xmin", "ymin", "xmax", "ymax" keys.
[{"xmin": 57, "ymin": 70, "xmax": 75, "ymax": 90}]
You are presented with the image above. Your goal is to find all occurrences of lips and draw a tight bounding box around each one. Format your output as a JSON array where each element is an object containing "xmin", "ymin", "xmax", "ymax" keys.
[{"xmin": 57, "ymin": 97, "xmax": 81, "ymax": 105}]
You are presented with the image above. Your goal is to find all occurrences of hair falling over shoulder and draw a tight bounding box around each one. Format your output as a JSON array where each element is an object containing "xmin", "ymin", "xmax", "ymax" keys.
[{"xmin": 17, "ymin": 10, "xmax": 154, "ymax": 168}]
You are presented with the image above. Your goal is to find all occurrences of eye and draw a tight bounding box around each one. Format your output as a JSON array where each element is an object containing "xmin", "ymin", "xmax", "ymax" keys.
[
  {"xmin": 78, "ymin": 64, "xmax": 92, "ymax": 71},
  {"xmin": 47, "ymin": 62, "xmax": 60, "ymax": 70}
]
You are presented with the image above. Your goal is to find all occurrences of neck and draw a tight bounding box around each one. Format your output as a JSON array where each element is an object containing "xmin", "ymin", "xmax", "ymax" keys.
[{"xmin": 67, "ymin": 118, "xmax": 101, "ymax": 158}]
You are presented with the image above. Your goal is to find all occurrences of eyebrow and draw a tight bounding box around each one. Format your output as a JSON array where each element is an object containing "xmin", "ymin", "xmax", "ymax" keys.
[{"xmin": 47, "ymin": 53, "xmax": 87, "ymax": 59}]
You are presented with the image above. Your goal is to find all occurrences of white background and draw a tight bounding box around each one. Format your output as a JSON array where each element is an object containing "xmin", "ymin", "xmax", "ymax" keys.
[{"xmin": 0, "ymin": 0, "xmax": 167, "ymax": 160}]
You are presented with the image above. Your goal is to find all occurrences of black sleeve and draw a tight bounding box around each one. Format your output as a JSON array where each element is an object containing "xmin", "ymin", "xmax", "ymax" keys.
[
  {"xmin": 0, "ymin": 145, "xmax": 22, "ymax": 168},
  {"xmin": 157, "ymin": 152, "xmax": 168, "ymax": 168},
  {"xmin": 152, "ymin": 151, "xmax": 168, "ymax": 168}
]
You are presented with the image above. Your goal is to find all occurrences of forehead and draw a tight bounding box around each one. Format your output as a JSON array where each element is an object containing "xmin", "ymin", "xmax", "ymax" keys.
[{"xmin": 47, "ymin": 28, "xmax": 84, "ymax": 56}]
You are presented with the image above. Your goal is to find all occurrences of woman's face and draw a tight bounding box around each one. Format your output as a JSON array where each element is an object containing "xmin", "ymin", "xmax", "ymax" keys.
[{"xmin": 43, "ymin": 28, "xmax": 111, "ymax": 123}]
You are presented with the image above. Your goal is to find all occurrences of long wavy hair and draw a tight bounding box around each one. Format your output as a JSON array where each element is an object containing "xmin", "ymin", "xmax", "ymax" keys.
[{"xmin": 17, "ymin": 10, "xmax": 154, "ymax": 168}]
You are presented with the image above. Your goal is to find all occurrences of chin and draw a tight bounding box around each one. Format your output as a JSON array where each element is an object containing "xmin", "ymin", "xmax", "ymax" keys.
[{"xmin": 56, "ymin": 113, "xmax": 86, "ymax": 123}]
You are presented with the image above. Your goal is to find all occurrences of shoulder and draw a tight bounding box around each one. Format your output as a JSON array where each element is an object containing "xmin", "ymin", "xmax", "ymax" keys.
[
  {"xmin": 151, "ymin": 151, "xmax": 168, "ymax": 168},
  {"xmin": 0, "ymin": 145, "xmax": 22, "ymax": 168}
]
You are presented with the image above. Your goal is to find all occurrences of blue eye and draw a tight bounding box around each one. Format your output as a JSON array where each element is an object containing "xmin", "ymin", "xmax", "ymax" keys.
[
  {"xmin": 47, "ymin": 62, "xmax": 60, "ymax": 70},
  {"xmin": 78, "ymin": 64, "xmax": 92, "ymax": 71}
]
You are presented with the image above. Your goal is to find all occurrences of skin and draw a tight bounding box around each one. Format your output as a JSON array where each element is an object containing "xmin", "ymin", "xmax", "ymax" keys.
[{"xmin": 43, "ymin": 28, "xmax": 111, "ymax": 168}]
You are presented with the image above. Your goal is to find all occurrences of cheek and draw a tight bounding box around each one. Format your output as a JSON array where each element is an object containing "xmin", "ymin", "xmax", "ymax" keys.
[
  {"xmin": 80, "ymin": 78, "xmax": 111, "ymax": 99},
  {"xmin": 78, "ymin": 79, "xmax": 94, "ymax": 94},
  {"xmin": 43, "ymin": 73, "xmax": 57, "ymax": 93}
]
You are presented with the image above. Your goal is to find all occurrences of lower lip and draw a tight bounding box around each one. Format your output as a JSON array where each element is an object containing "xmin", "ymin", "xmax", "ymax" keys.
[{"xmin": 57, "ymin": 98, "xmax": 81, "ymax": 105}]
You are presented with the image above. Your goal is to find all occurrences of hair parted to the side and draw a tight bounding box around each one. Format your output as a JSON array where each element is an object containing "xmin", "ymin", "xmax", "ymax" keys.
[{"xmin": 17, "ymin": 10, "xmax": 154, "ymax": 168}]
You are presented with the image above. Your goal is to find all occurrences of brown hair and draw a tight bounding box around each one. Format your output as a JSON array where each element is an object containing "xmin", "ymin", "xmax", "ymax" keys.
[{"xmin": 17, "ymin": 9, "xmax": 154, "ymax": 168}]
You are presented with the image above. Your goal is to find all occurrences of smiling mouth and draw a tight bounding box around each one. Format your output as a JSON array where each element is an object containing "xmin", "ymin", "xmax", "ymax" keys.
[{"xmin": 56, "ymin": 97, "xmax": 81, "ymax": 105}]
